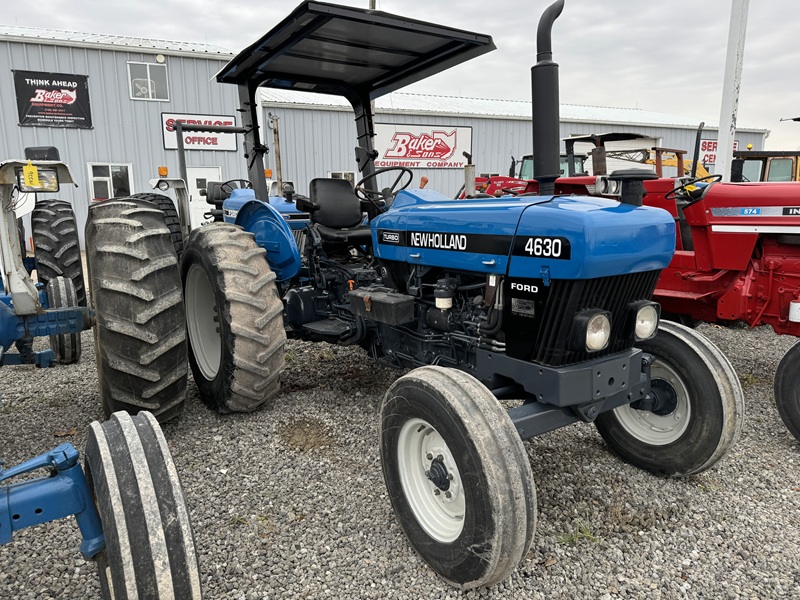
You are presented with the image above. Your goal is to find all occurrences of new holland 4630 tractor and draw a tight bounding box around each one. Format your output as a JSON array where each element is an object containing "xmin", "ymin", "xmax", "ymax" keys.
[{"xmin": 85, "ymin": 0, "xmax": 743, "ymax": 589}]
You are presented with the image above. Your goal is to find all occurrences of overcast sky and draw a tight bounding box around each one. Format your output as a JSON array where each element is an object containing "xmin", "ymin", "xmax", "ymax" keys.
[{"xmin": 6, "ymin": 0, "xmax": 799, "ymax": 149}]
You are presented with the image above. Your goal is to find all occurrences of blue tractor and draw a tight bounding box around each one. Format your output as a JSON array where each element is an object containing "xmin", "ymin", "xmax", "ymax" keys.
[{"xmin": 85, "ymin": 0, "xmax": 743, "ymax": 589}]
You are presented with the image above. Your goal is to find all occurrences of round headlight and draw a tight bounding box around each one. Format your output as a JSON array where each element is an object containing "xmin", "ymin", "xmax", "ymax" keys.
[
  {"xmin": 586, "ymin": 313, "xmax": 611, "ymax": 351},
  {"xmin": 157, "ymin": 180, "xmax": 170, "ymax": 191},
  {"xmin": 635, "ymin": 305, "xmax": 659, "ymax": 340}
]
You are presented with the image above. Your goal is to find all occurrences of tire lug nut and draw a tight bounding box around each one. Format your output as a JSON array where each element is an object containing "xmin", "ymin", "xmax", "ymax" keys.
[
  {"xmin": 433, "ymin": 489, "xmax": 440, "ymax": 496},
  {"xmin": 437, "ymin": 454, "xmax": 443, "ymax": 461},
  {"xmin": 425, "ymin": 470, "xmax": 431, "ymax": 478},
  {"xmin": 426, "ymin": 453, "xmax": 433, "ymax": 460},
  {"xmin": 447, "ymin": 473, "xmax": 453, "ymax": 481},
  {"xmin": 445, "ymin": 491, "xmax": 452, "ymax": 499}
]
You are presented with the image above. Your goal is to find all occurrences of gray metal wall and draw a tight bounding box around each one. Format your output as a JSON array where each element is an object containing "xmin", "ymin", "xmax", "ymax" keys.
[
  {"xmin": 260, "ymin": 104, "xmax": 767, "ymax": 197},
  {"xmin": 0, "ymin": 39, "xmax": 246, "ymax": 246}
]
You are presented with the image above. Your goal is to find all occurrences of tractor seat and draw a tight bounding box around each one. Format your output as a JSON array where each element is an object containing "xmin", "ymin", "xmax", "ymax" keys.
[
  {"xmin": 308, "ymin": 178, "xmax": 372, "ymax": 245},
  {"xmin": 205, "ymin": 181, "xmax": 229, "ymax": 207}
]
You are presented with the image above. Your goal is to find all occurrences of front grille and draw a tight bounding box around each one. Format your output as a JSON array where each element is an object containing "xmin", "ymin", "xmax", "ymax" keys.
[{"xmin": 533, "ymin": 270, "xmax": 661, "ymax": 367}]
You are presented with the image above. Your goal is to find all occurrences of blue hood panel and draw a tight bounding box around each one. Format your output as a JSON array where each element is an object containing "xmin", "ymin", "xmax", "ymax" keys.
[{"xmin": 372, "ymin": 189, "xmax": 675, "ymax": 279}]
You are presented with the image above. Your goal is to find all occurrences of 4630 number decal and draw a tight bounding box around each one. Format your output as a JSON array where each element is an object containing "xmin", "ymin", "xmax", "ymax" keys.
[{"xmin": 513, "ymin": 235, "xmax": 571, "ymax": 260}]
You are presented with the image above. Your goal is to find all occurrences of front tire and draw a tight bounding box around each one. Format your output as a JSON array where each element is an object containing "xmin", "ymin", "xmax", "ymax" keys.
[
  {"xmin": 86, "ymin": 198, "xmax": 187, "ymax": 422},
  {"xmin": 774, "ymin": 341, "xmax": 800, "ymax": 441},
  {"xmin": 85, "ymin": 411, "xmax": 202, "ymax": 599},
  {"xmin": 595, "ymin": 321, "xmax": 744, "ymax": 476},
  {"xmin": 380, "ymin": 366, "xmax": 536, "ymax": 589},
  {"xmin": 181, "ymin": 223, "xmax": 286, "ymax": 413},
  {"xmin": 45, "ymin": 276, "xmax": 81, "ymax": 364},
  {"xmin": 32, "ymin": 200, "xmax": 86, "ymax": 306}
]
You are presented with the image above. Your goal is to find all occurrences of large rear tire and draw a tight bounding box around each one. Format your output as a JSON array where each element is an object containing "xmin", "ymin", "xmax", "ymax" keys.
[
  {"xmin": 774, "ymin": 341, "xmax": 800, "ymax": 441},
  {"xmin": 595, "ymin": 321, "xmax": 744, "ymax": 476},
  {"xmin": 45, "ymin": 276, "xmax": 81, "ymax": 364},
  {"xmin": 380, "ymin": 366, "xmax": 536, "ymax": 589},
  {"xmin": 86, "ymin": 198, "xmax": 187, "ymax": 422},
  {"xmin": 32, "ymin": 200, "xmax": 86, "ymax": 306},
  {"xmin": 181, "ymin": 223, "xmax": 286, "ymax": 413},
  {"xmin": 129, "ymin": 192, "xmax": 184, "ymax": 259},
  {"xmin": 85, "ymin": 411, "xmax": 202, "ymax": 599}
]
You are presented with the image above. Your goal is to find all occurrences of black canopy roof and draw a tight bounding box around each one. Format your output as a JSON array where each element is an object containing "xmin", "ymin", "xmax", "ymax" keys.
[{"xmin": 216, "ymin": 1, "xmax": 495, "ymax": 101}]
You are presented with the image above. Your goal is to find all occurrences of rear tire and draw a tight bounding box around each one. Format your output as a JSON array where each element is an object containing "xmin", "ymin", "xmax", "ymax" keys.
[
  {"xmin": 45, "ymin": 276, "xmax": 81, "ymax": 364},
  {"xmin": 85, "ymin": 411, "xmax": 202, "ymax": 600},
  {"xmin": 86, "ymin": 198, "xmax": 187, "ymax": 422},
  {"xmin": 774, "ymin": 341, "xmax": 800, "ymax": 441},
  {"xmin": 380, "ymin": 366, "xmax": 536, "ymax": 589},
  {"xmin": 595, "ymin": 321, "xmax": 744, "ymax": 476},
  {"xmin": 181, "ymin": 223, "xmax": 286, "ymax": 413},
  {"xmin": 130, "ymin": 192, "xmax": 184, "ymax": 258},
  {"xmin": 32, "ymin": 200, "xmax": 86, "ymax": 306}
]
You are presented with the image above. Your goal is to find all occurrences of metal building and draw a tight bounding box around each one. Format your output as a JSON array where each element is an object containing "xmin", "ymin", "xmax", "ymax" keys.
[{"xmin": 0, "ymin": 25, "xmax": 770, "ymax": 247}]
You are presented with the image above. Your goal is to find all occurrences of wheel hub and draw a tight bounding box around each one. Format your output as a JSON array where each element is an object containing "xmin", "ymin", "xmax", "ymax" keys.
[
  {"xmin": 426, "ymin": 457, "xmax": 450, "ymax": 491},
  {"xmin": 649, "ymin": 379, "xmax": 679, "ymax": 416}
]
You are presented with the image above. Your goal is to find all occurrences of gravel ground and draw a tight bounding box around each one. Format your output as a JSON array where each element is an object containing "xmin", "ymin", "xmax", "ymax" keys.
[{"xmin": 1, "ymin": 322, "xmax": 799, "ymax": 599}]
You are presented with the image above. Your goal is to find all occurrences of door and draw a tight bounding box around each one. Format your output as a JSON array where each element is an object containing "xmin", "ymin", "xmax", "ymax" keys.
[{"xmin": 186, "ymin": 166, "xmax": 221, "ymax": 229}]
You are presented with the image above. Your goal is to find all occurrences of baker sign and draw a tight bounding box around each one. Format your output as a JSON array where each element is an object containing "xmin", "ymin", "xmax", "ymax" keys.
[
  {"xmin": 699, "ymin": 139, "xmax": 739, "ymax": 164},
  {"xmin": 161, "ymin": 113, "xmax": 238, "ymax": 151}
]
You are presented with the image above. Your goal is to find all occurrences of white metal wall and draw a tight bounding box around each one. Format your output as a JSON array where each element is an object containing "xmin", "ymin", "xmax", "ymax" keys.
[
  {"xmin": 260, "ymin": 104, "xmax": 767, "ymax": 197},
  {"xmin": 0, "ymin": 39, "xmax": 246, "ymax": 246}
]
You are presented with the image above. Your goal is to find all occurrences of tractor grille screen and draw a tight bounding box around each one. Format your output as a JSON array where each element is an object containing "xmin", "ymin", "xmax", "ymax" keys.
[{"xmin": 533, "ymin": 270, "xmax": 661, "ymax": 367}]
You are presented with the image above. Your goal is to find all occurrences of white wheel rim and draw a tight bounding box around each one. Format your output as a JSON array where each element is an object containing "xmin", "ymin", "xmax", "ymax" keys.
[
  {"xmin": 185, "ymin": 263, "xmax": 222, "ymax": 380},
  {"xmin": 614, "ymin": 360, "xmax": 691, "ymax": 445},
  {"xmin": 397, "ymin": 418, "xmax": 465, "ymax": 543}
]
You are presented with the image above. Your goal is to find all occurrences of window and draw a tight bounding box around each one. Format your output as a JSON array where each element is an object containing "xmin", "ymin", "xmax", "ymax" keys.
[
  {"xmin": 766, "ymin": 158, "xmax": 795, "ymax": 182},
  {"xmin": 89, "ymin": 163, "xmax": 133, "ymax": 201},
  {"xmin": 127, "ymin": 62, "xmax": 169, "ymax": 101},
  {"xmin": 741, "ymin": 159, "xmax": 764, "ymax": 182},
  {"xmin": 328, "ymin": 171, "xmax": 356, "ymax": 185}
]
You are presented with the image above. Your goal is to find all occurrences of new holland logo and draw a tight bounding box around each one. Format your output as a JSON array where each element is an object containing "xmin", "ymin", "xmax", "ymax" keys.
[
  {"xmin": 385, "ymin": 130, "xmax": 457, "ymax": 160},
  {"xmin": 410, "ymin": 231, "xmax": 467, "ymax": 250}
]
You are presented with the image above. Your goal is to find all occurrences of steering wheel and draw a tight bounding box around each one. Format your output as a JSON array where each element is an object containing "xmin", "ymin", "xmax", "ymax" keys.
[
  {"xmin": 354, "ymin": 167, "xmax": 414, "ymax": 208},
  {"xmin": 664, "ymin": 174, "xmax": 723, "ymax": 201},
  {"xmin": 220, "ymin": 179, "xmax": 253, "ymax": 195}
]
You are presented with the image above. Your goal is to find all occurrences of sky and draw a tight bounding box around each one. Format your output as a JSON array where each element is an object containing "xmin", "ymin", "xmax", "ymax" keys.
[{"xmin": 5, "ymin": 0, "xmax": 800, "ymax": 150}]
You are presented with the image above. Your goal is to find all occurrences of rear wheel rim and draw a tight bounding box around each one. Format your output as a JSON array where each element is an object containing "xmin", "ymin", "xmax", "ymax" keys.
[
  {"xmin": 185, "ymin": 263, "xmax": 221, "ymax": 380},
  {"xmin": 397, "ymin": 418, "xmax": 465, "ymax": 543},
  {"xmin": 614, "ymin": 361, "xmax": 691, "ymax": 445}
]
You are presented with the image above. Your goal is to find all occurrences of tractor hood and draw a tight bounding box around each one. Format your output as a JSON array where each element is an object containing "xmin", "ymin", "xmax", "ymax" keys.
[{"xmin": 372, "ymin": 189, "xmax": 675, "ymax": 280}]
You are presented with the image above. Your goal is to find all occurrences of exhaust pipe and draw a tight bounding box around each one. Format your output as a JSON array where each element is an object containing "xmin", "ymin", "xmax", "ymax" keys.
[{"xmin": 532, "ymin": 0, "xmax": 565, "ymax": 196}]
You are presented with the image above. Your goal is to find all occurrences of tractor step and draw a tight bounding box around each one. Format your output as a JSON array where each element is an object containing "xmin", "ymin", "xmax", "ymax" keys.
[{"xmin": 302, "ymin": 318, "xmax": 351, "ymax": 337}]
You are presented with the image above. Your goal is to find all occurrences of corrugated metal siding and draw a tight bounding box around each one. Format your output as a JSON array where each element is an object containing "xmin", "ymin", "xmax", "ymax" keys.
[
  {"xmin": 0, "ymin": 39, "xmax": 244, "ymax": 247},
  {"xmin": 261, "ymin": 104, "xmax": 767, "ymax": 197}
]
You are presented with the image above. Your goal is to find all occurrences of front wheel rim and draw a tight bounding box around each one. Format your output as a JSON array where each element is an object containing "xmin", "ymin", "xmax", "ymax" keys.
[
  {"xmin": 185, "ymin": 263, "xmax": 222, "ymax": 380},
  {"xmin": 614, "ymin": 360, "xmax": 691, "ymax": 445},
  {"xmin": 396, "ymin": 418, "xmax": 465, "ymax": 543}
]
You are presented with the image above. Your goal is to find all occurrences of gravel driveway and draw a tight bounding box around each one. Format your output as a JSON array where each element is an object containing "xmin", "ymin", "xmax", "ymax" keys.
[{"xmin": 1, "ymin": 323, "xmax": 798, "ymax": 599}]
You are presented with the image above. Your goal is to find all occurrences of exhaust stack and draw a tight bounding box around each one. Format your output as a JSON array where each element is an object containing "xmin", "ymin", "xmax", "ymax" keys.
[{"xmin": 532, "ymin": 0, "xmax": 565, "ymax": 196}]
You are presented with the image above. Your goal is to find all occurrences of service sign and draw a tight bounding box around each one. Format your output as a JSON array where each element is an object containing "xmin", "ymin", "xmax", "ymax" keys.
[
  {"xmin": 374, "ymin": 124, "xmax": 472, "ymax": 169},
  {"xmin": 14, "ymin": 70, "xmax": 92, "ymax": 129},
  {"xmin": 162, "ymin": 113, "xmax": 238, "ymax": 151},
  {"xmin": 699, "ymin": 139, "xmax": 740, "ymax": 164}
]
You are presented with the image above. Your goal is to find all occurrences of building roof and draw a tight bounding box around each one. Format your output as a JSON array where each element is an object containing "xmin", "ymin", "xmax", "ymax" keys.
[
  {"xmin": 0, "ymin": 24, "xmax": 234, "ymax": 58},
  {"xmin": 259, "ymin": 88, "xmax": 768, "ymax": 133}
]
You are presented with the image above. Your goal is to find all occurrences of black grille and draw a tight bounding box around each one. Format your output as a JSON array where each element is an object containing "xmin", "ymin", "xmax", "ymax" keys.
[{"xmin": 532, "ymin": 270, "xmax": 661, "ymax": 366}]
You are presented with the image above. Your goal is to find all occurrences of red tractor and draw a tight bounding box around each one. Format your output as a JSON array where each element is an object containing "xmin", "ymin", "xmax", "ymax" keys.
[{"xmin": 473, "ymin": 160, "xmax": 800, "ymax": 442}]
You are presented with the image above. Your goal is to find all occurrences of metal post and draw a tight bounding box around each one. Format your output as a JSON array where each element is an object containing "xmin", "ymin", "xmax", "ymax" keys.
[
  {"xmin": 239, "ymin": 82, "xmax": 270, "ymax": 202},
  {"xmin": 174, "ymin": 121, "xmax": 188, "ymax": 187},
  {"xmin": 716, "ymin": 0, "xmax": 749, "ymax": 182},
  {"xmin": 270, "ymin": 113, "xmax": 283, "ymax": 192}
]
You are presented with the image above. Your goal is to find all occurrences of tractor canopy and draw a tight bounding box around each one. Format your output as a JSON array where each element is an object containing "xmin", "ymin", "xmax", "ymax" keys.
[{"xmin": 215, "ymin": 1, "xmax": 495, "ymax": 200}]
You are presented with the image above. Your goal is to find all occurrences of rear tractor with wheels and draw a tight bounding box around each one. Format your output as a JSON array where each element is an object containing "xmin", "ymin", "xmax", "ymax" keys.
[
  {"xmin": 0, "ymin": 156, "xmax": 91, "ymax": 367},
  {"xmin": 85, "ymin": 0, "xmax": 744, "ymax": 589}
]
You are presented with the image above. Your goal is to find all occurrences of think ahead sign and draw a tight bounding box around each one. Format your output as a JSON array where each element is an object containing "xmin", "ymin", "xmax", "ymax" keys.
[{"xmin": 14, "ymin": 70, "xmax": 93, "ymax": 129}]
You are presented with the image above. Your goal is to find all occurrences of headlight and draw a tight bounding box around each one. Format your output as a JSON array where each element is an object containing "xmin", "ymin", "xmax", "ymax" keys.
[
  {"xmin": 157, "ymin": 180, "xmax": 170, "ymax": 191},
  {"xmin": 627, "ymin": 301, "xmax": 660, "ymax": 341},
  {"xmin": 568, "ymin": 310, "xmax": 612, "ymax": 352}
]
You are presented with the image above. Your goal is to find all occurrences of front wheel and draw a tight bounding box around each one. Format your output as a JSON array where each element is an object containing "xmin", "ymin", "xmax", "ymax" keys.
[
  {"xmin": 181, "ymin": 223, "xmax": 286, "ymax": 413},
  {"xmin": 595, "ymin": 321, "xmax": 744, "ymax": 476},
  {"xmin": 45, "ymin": 276, "xmax": 81, "ymax": 364},
  {"xmin": 380, "ymin": 366, "xmax": 536, "ymax": 589},
  {"xmin": 85, "ymin": 411, "xmax": 202, "ymax": 599},
  {"xmin": 774, "ymin": 341, "xmax": 800, "ymax": 441}
]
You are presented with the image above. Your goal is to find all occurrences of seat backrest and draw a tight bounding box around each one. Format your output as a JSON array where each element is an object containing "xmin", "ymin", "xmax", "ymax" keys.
[
  {"xmin": 205, "ymin": 181, "xmax": 229, "ymax": 203},
  {"xmin": 309, "ymin": 178, "xmax": 362, "ymax": 229}
]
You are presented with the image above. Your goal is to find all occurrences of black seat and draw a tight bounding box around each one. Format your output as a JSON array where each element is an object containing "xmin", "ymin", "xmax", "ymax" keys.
[
  {"xmin": 205, "ymin": 181, "xmax": 229, "ymax": 207},
  {"xmin": 308, "ymin": 178, "xmax": 372, "ymax": 245}
]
